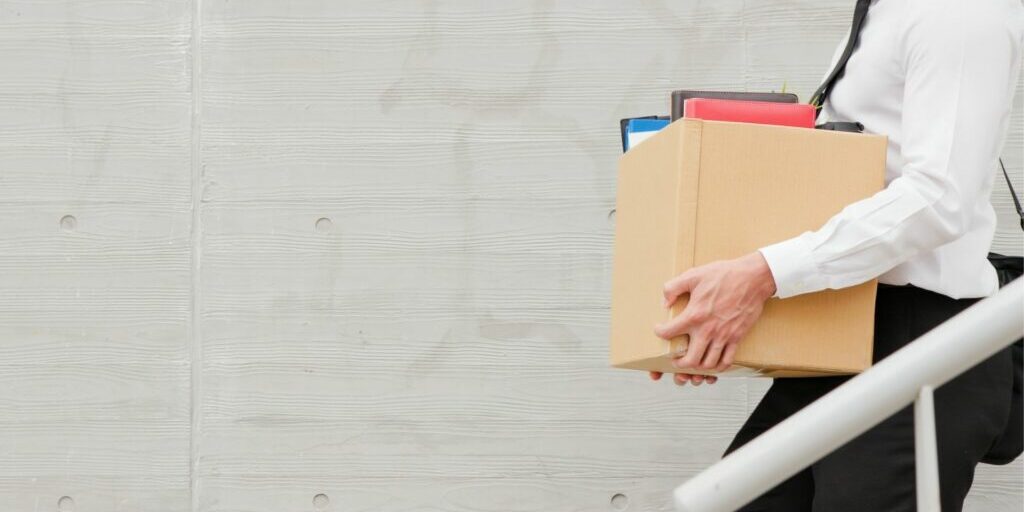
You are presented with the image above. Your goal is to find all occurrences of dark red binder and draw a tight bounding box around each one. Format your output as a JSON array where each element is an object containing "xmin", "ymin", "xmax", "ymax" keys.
[{"xmin": 683, "ymin": 98, "xmax": 815, "ymax": 129}]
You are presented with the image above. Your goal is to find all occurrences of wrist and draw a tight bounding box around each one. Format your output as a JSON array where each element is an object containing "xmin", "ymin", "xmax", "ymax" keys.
[{"xmin": 744, "ymin": 251, "xmax": 777, "ymax": 299}]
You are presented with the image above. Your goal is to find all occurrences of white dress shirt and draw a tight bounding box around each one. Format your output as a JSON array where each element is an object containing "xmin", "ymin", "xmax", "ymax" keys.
[{"xmin": 759, "ymin": 0, "xmax": 1024, "ymax": 299}]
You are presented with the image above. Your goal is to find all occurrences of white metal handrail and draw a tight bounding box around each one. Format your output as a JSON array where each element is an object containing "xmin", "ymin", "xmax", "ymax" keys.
[{"xmin": 674, "ymin": 278, "xmax": 1024, "ymax": 512}]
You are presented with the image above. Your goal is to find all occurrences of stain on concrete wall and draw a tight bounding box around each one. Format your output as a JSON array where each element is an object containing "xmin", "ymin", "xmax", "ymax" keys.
[{"xmin": 0, "ymin": 1, "xmax": 1020, "ymax": 511}]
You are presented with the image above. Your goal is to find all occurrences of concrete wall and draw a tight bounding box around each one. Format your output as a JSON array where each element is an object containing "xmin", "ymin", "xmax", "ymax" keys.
[
  {"xmin": 0, "ymin": 1, "xmax": 1020, "ymax": 511},
  {"xmin": 0, "ymin": 0, "xmax": 193, "ymax": 509}
]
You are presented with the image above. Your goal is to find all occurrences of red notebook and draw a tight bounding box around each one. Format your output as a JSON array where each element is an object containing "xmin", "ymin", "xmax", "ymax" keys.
[{"xmin": 683, "ymin": 98, "xmax": 815, "ymax": 129}]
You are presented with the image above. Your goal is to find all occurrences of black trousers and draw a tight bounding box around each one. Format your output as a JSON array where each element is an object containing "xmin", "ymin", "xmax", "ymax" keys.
[{"xmin": 727, "ymin": 285, "xmax": 1015, "ymax": 512}]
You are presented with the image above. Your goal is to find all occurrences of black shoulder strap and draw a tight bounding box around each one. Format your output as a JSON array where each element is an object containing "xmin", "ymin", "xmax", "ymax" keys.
[
  {"xmin": 999, "ymin": 158, "xmax": 1024, "ymax": 231},
  {"xmin": 812, "ymin": 0, "xmax": 1024, "ymax": 232},
  {"xmin": 810, "ymin": 0, "xmax": 872, "ymax": 120}
]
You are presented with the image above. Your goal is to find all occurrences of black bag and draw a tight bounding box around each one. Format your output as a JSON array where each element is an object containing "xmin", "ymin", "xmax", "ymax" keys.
[
  {"xmin": 819, "ymin": 0, "xmax": 1023, "ymax": 466},
  {"xmin": 980, "ymin": 160, "xmax": 1023, "ymax": 466}
]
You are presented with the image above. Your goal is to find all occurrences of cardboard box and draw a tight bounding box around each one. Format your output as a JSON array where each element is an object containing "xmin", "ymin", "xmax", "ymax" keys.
[{"xmin": 610, "ymin": 119, "xmax": 887, "ymax": 377}]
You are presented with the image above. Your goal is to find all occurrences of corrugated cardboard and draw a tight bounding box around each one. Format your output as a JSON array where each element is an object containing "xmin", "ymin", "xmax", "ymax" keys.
[{"xmin": 610, "ymin": 119, "xmax": 887, "ymax": 377}]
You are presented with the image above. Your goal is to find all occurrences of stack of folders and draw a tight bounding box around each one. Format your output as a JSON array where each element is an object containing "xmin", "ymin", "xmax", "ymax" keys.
[
  {"xmin": 670, "ymin": 90, "xmax": 799, "ymax": 121},
  {"xmin": 619, "ymin": 90, "xmax": 805, "ymax": 153}
]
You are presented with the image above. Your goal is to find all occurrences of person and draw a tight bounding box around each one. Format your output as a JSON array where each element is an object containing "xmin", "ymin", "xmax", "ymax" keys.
[{"xmin": 649, "ymin": 0, "xmax": 1024, "ymax": 510}]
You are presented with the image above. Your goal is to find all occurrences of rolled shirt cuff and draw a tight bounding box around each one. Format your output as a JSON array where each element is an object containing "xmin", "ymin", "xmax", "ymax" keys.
[{"xmin": 758, "ymin": 235, "xmax": 828, "ymax": 299}]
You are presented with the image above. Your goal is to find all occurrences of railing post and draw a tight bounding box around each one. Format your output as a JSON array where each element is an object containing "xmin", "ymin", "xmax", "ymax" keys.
[{"xmin": 915, "ymin": 385, "xmax": 941, "ymax": 511}]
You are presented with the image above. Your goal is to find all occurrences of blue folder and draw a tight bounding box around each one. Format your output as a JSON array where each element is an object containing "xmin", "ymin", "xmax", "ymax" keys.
[{"xmin": 620, "ymin": 116, "xmax": 670, "ymax": 152}]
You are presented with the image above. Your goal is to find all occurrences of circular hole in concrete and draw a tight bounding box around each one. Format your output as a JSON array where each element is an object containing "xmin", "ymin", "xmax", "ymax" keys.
[
  {"xmin": 315, "ymin": 217, "xmax": 333, "ymax": 234},
  {"xmin": 611, "ymin": 493, "xmax": 629, "ymax": 510},
  {"xmin": 313, "ymin": 493, "xmax": 330, "ymax": 510},
  {"xmin": 60, "ymin": 215, "xmax": 77, "ymax": 232},
  {"xmin": 57, "ymin": 496, "xmax": 75, "ymax": 512}
]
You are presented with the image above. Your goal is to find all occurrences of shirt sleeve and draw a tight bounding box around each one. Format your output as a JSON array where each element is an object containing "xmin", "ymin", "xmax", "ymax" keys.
[{"xmin": 759, "ymin": 1, "xmax": 1019, "ymax": 299}]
